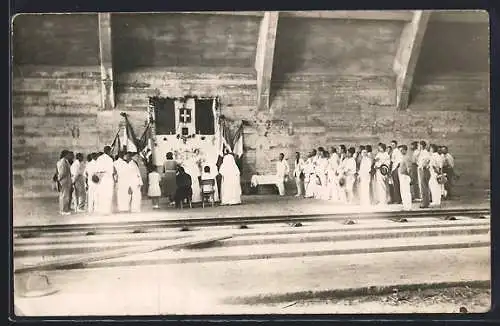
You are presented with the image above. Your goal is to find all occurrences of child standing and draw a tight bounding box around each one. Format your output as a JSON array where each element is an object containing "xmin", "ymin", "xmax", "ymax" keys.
[{"xmin": 147, "ymin": 165, "xmax": 161, "ymax": 209}]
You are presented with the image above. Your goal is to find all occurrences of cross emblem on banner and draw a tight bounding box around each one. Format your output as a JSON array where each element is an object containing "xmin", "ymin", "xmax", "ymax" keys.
[{"xmin": 180, "ymin": 109, "xmax": 192, "ymax": 123}]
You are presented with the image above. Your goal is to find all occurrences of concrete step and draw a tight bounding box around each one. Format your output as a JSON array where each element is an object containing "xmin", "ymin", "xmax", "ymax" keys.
[
  {"xmin": 14, "ymin": 247, "xmax": 490, "ymax": 315},
  {"xmin": 13, "ymin": 225, "xmax": 490, "ymax": 258},
  {"xmin": 14, "ymin": 218, "xmax": 490, "ymax": 245},
  {"xmin": 14, "ymin": 233, "xmax": 489, "ymax": 270}
]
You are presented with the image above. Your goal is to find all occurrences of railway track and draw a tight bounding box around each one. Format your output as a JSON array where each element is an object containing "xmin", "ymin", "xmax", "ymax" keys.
[{"xmin": 13, "ymin": 207, "xmax": 490, "ymax": 237}]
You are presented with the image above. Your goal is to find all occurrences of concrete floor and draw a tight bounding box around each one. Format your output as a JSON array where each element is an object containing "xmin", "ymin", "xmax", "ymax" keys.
[
  {"xmin": 12, "ymin": 194, "xmax": 491, "ymax": 316},
  {"xmin": 14, "ymin": 247, "xmax": 490, "ymax": 315},
  {"xmin": 12, "ymin": 194, "xmax": 490, "ymax": 227}
]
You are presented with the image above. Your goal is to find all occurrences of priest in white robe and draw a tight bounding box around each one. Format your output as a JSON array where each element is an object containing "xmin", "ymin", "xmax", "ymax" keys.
[
  {"xmin": 219, "ymin": 153, "xmax": 242, "ymax": 205},
  {"xmin": 94, "ymin": 146, "xmax": 115, "ymax": 215}
]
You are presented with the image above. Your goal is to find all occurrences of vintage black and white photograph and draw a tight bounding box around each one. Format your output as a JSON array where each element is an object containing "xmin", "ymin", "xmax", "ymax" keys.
[{"xmin": 11, "ymin": 10, "xmax": 490, "ymax": 315}]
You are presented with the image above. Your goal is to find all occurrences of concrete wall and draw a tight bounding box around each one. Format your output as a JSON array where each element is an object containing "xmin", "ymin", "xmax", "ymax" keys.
[
  {"xmin": 12, "ymin": 14, "xmax": 100, "ymax": 66},
  {"xmin": 112, "ymin": 13, "xmax": 261, "ymax": 70},
  {"xmin": 12, "ymin": 14, "xmax": 102, "ymax": 197},
  {"xmin": 11, "ymin": 13, "xmax": 490, "ymax": 198},
  {"xmin": 411, "ymin": 21, "xmax": 490, "ymax": 191}
]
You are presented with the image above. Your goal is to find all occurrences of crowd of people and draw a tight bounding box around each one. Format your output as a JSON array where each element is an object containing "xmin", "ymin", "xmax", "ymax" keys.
[
  {"xmin": 54, "ymin": 146, "xmax": 143, "ymax": 216},
  {"xmin": 53, "ymin": 139, "xmax": 456, "ymax": 216},
  {"xmin": 275, "ymin": 141, "xmax": 456, "ymax": 210},
  {"xmin": 53, "ymin": 146, "xmax": 244, "ymax": 216}
]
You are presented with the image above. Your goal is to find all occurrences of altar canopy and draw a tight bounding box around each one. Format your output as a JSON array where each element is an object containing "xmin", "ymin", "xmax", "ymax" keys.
[
  {"xmin": 147, "ymin": 96, "xmax": 244, "ymax": 171},
  {"xmin": 109, "ymin": 96, "xmax": 244, "ymax": 173}
]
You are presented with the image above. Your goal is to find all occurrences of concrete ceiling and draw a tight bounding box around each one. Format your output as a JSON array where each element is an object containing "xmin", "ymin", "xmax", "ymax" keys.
[{"xmin": 181, "ymin": 10, "xmax": 489, "ymax": 23}]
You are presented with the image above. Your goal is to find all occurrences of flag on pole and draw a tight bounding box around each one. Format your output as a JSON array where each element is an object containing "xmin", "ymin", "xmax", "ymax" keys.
[
  {"xmin": 220, "ymin": 120, "xmax": 233, "ymax": 156},
  {"xmin": 110, "ymin": 130, "xmax": 121, "ymax": 159},
  {"xmin": 232, "ymin": 122, "xmax": 244, "ymax": 159},
  {"xmin": 139, "ymin": 122, "xmax": 153, "ymax": 164},
  {"xmin": 120, "ymin": 113, "xmax": 139, "ymax": 153}
]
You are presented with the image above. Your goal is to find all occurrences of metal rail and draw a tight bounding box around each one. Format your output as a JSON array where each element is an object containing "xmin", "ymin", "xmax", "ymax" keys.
[{"xmin": 14, "ymin": 208, "xmax": 490, "ymax": 236}]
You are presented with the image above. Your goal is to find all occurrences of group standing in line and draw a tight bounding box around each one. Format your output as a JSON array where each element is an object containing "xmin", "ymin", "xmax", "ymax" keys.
[
  {"xmin": 54, "ymin": 146, "xmax": 244, "ymax": 216},
  {"xmin": 55, "ymin": 146, "xmax": 143, "ymax": 216},
  {"xmin": 277, "ymin": 140, "xmax": 456, "ymax": 210}
]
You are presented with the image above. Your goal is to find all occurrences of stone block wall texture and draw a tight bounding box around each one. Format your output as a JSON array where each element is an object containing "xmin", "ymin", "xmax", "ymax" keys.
[{"xmin": 12, "ymin": 13, "xmax": 489, "ymax": 198}]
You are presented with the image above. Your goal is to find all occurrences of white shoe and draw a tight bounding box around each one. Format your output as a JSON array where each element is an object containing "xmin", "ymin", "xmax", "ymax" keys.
[{"xmin": 61, "ymin": 211, "xmax": 71, "ymax": 216}]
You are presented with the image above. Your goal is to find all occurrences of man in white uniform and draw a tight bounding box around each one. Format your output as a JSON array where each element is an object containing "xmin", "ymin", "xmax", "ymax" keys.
[
  {"xmin": 293, "ymin": 152, "xmax": 305, "ymax": 197},
  {"xmin": 71, "ymin": 153, "xmax": 87, "ymax": 212},
  {"xmin": 128, "ymin": 153, "xmax": 143, "ymax": 213},
  {"xmin": 113, "ymin": 151, "xmax": 130, "ymax": 212},
  {"xmin": 94, "ymin": 146, "xmax": 116, "ymax": 215},
  {"xmin": 275, "ymin": 153, "xmax": 290, "ymax": 196},
  {"xmin": 84, "ymin": 152, "xmax": 98, "ymax": 213},
  {"xmin": 398, "ymin": 145, "xmax": 412, "ymax": 210}
]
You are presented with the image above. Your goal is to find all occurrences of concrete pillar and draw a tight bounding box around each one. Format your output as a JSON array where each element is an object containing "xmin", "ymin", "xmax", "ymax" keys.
[
  {"xmin": 255, "ymin": 12, "xmax": 279, "ymax": 112},
  {"xmin": 394, "ymin": 10, "xmax": 430, "ymax": 110},
  {"xmin": 98, "ymin": 13, "xmax": 115, "ymax": 110}
]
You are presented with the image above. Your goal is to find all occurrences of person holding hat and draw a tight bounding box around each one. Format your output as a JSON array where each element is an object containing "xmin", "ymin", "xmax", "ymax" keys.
[
  {"xmin": 428, "ymin": 144, "xmax": 442, "ymax": 208},
  {"xmin": 94, "ymin": 146, "xmax": 115, "ymax": 215},
  {"xmin": 373, "ymin": 143, "xmax": 391, "ymax": 205}
]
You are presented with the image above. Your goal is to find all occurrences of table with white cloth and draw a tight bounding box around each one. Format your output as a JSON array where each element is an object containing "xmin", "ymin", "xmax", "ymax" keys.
[{"xmin": 250, "ymin": 174, "xmax": 280, "ymax": 187}]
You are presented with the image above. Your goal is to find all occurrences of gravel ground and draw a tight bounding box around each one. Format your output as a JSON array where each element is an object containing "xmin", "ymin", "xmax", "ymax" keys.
[{"xmin": 251, "ymin": 286, "xmax": 491, "ymax": 314}]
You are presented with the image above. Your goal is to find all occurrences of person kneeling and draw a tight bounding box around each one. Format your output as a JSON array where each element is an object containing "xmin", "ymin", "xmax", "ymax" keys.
[{"xmin": 174, "ymin": 166, "xmax": 193, "ymax": 209}]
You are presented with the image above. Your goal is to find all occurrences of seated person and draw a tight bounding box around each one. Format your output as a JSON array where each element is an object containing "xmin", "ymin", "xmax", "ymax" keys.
[
  {"xmin": 200, "ymin": 165, "xmax": 219, "ymax": 202},
  {"xmin": 174, "ymin": 166, "xmax": 193, "ymax": 208}
]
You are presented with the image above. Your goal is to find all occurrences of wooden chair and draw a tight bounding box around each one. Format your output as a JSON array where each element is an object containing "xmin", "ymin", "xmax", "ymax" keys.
[
  {"xmin": 200, "ymin": 179, "xmax": 216, "ymax": 208},
  {"xmin": 180, "ymin": 195, "xmax": 192, "ymax": 209}
]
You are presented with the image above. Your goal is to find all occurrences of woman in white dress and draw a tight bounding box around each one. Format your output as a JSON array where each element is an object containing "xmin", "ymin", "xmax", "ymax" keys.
[
  {"xmin": 373, "ymin": 143, "xmax": 391, "ymax": 205},
  {"xmin": 358, "ymin": 148, "xmax": 373, "ymax": 206},
  {"xmin": 219, "ymin": 153, "xmax": 242, "ymax": 205},
  {"xmin": 341, "ymin": 147, "xmax": 357, "ymax": 204},
  {"xmin": 428, "ymin": 144, "xmax": 442, "ymax": 207}
]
